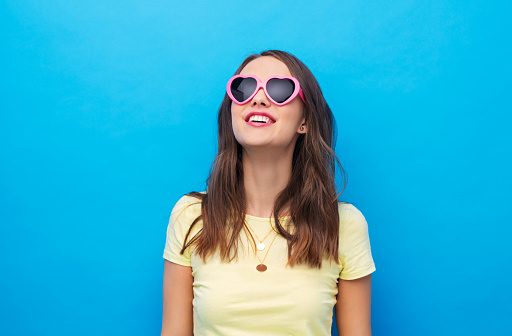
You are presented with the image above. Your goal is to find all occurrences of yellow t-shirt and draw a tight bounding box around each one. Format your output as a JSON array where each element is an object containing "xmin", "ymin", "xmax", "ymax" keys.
[{"xmin": 163, "ymin": 194, "xmax": 376, "ymax": 336}]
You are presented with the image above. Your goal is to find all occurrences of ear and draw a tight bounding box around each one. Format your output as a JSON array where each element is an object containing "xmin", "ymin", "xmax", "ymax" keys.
[{"xmin": 298, "ymin": 117, "xmax": 307, "ymax": 134}]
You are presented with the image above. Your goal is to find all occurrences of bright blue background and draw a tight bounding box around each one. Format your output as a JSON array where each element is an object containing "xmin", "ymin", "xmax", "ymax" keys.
[{"xmin": 1, "ymin": 1, "xmax": 510, "ymax": 335}]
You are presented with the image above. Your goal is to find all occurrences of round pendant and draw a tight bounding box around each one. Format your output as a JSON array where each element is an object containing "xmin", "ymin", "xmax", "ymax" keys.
[
  {"xmin": 257, "ymin": 242, "xmax": 265, "ymax": 251},
  {"xmin": 256, "ymin": 264, "xmax": 267, "ymax": 272}
]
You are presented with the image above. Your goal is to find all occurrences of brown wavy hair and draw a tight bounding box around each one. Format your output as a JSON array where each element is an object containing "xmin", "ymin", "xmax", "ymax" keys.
[{"xmin": 180, "ymin": 50, "xmax": 347, "ymax": 269}]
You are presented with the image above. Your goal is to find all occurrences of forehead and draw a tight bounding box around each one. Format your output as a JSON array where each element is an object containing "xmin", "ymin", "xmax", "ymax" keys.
[{"xmin": 239, "ymin": 56, "xmax": 291, "ymax": 81}]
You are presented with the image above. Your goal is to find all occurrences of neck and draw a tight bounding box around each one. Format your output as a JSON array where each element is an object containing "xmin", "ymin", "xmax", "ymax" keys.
[{"xmin": 242, "ymin": 145, "xmax": 295, "ymax": 218}]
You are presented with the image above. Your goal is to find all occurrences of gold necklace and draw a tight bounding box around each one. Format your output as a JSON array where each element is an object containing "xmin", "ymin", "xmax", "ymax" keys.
[
  {"xmin": 245, "ymin": 222, "xmax": 279, "ymax": 272},
  {"xmin": 247, "ymin": 223, "xmax": 275, "ymax": 251},
  {"xmin": 254, "ymin": 232, "xmax": 278, "ymax": 272},
  {"xmin": 246, "ymin": 217, "xmax": 288, "ymax": 272}
]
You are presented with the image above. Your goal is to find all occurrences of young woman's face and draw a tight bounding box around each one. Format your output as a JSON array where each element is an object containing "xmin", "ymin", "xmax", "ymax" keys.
[{"xmin": 231, "ymin": 56, "xmax": 307, "ymax": 152}]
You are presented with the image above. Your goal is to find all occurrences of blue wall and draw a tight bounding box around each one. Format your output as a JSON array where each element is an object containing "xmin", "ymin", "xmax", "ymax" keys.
[{"xmin": 1, "ymin": 1, "xmax": 510, "ymax": 335}]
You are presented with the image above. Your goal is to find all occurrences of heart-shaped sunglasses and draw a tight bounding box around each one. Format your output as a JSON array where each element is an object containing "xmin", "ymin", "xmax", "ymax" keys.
[{"xmin": 226, "ymin": 74, "xmax": 305, "ymax": 106}]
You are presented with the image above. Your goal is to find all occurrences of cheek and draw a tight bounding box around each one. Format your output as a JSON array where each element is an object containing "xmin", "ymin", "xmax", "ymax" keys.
[
  {"xmin": 281, "ymin": 105, "xmax": 304, "ymax": 128},
  {"xmin": 230, "ymin": 105, "xmax": 238, "ymax": 127},
  {"xmin": 230, "ymin": 104, "xmax": 244, "ymax": 139},
  {"xmin": 231, "ymin": 102, "xmax": 242, "ymax": 120}
]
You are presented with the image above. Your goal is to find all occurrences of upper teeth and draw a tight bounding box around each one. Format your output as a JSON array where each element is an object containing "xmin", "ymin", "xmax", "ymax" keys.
[{"xmin": 249, "ymin": 115, "xmax": 272, "ymax": 123}]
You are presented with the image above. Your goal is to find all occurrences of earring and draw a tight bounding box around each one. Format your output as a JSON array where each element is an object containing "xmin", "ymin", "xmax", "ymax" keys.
[{"xmin": 300, "ymin": 126, "xmax": 304, "ymax": 131}]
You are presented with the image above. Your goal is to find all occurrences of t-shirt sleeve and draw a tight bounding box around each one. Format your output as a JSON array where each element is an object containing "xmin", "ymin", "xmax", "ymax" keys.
[
  {"xmin": 163, "ymin": 195, "xmax": 201, "ymax": 267},
  {"xmin": 339, "ymin": 204, "xmax": 376, "ymax": 280}
]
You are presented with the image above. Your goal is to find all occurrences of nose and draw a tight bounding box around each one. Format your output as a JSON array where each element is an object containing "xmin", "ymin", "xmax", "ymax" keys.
[{"xmin": 251, "ymin": 87, "xmax": 270, "ymax": 107}]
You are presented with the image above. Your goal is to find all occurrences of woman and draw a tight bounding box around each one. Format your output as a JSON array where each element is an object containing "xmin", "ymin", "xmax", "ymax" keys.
[{"xmin": 161, "ymin": 50, "xmax": 376, "ymax": 336}]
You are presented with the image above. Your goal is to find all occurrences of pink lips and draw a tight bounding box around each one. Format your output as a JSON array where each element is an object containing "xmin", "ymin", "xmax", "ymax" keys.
[{"xmin": 244, "ymin": 111, "xmax": 276, "ymax": 127}]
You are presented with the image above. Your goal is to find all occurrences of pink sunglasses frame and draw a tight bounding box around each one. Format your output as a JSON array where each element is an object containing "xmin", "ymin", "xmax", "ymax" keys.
[{"xmin": 226, "ymin": 74, "xmax": 306, "ymax": 106}]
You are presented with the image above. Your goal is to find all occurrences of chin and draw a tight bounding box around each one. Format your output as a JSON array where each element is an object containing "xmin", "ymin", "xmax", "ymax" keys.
[{"xmin": 240, "ymin": 140, "xmax": 273, "ymax": 149}]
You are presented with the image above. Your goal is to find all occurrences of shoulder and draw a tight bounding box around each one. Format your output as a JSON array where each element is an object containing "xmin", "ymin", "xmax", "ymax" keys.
[
  {"xmin": 338, "ymin": 202, "xmax": 355, "ymax": 218},
  {"xmin": 172, "ymin": 192, "xmax": 203, "ymax": 211},
  {"xmin": 336, "ymin": 202, "xmax": 376, "ymax": 279},
  {"xmin": 170, "ymin": 192, "xmax": 204, "ymax": 226},
  {"xmin": 337, "ymin": 202, "xmax": 369, "ymax": 234},
  {"xmin": 337, "ymin": 201, "xmax": 364, "ymax": 219}
]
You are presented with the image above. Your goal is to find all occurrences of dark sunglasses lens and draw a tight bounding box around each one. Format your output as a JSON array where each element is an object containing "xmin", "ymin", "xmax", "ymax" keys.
[
  {"xmin": 230, "ymin": 77, "xmax": 257, "ymax": 102},
  {"xmin": 267, "ymin": 78, "xmax": 295, "ymax": 103}
]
